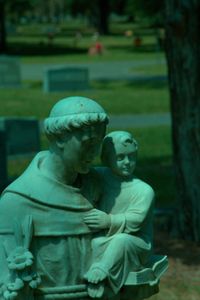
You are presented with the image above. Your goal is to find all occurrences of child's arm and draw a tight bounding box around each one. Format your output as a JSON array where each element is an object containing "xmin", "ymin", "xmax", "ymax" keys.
[
  {"xmin": 124, "ymin": 187, "xmax": 154, "ymax": 234},
  {"xmin": 84, "ymin": 184, "xmax": 154, "ymax": 234},
  {"xmin": 109, "ymin": 184, "xmax": 155, "ymax": 236}
]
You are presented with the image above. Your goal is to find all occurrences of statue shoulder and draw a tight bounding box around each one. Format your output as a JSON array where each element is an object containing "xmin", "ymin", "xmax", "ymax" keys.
[
  {"xmin": 134, "ymin": 178, "xmax": 155, "ymax": 200},
  {"xmin": 0, "ymin": 191, "xmax": 27, "ymax": 231},
  {"xmin": 1, "ymin": 189, "xmax": 24, "ymax": 206}
]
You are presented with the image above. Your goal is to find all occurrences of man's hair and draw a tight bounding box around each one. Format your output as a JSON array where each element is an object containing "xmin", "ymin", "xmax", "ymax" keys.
[
  {"xmin": 101, "ymin": 131, "xmax": 138, "ymax": 166},
  {"xmin": 43, "ymin": 96, "xmax": 109, "ymax": 141}
]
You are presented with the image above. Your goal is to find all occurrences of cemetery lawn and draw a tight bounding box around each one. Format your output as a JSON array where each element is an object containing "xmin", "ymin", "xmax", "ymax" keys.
[
  {"xmin": 20, "ymin": 49, "xmax": 164, "ymax": 65},
  {"xmin": 8, "ymin": 23, "xmax": 165, "ymax": 64},
  {"xmin": 151, "ymin": 230, "xmax": 200, "ymax": 300},
  {"xmin": 130, "ymin": 62, "xmax": 167, "ymax": 76},
  {"xmin": 0, "ymin": 81, "xmax": 169, "ymax": 117}
]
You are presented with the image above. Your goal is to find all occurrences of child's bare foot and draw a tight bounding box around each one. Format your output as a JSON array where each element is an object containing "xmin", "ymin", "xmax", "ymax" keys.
[
  {"xmin": 85, "ymin": 267, "xmax": 107, "ymax": 284},
  {"xmin": 87, "ymin": 282, "xmax": 104, "ymax": 298}
]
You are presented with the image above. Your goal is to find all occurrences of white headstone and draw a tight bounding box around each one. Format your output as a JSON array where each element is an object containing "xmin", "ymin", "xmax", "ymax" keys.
[{"xmin": 43, "ymin": 67, "xmax": 89, "ymax": 92}]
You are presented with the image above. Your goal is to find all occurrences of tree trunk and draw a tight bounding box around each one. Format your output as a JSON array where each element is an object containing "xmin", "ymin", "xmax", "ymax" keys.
[
  {"xmin": 90, "ymin": 0, "xmax": 110, "ymax": 35},
  {"xmin": 98, "ymin": 0, "xmax": 110, "ymax": 35},
  {"xmin": 165, "ymin": 0, "xmax": 200, "ymax": 242},
  {"xmin": 0, "ymin": 0, "xmax": 6, "ymax": 53}
]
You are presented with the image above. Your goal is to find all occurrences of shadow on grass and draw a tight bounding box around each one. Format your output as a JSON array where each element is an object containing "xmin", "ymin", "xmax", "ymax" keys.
[
  {"xmin": 131, "ymin": 43, "xmax": 164, "ymax": 53},
  {"xmin": 108, "ymin": 43, "xmax": 163, "ymax": 54},
  {"xmin": 6, "ymin": 42, "xmax": 87, "ymax": 56},
  {"xmin": 147, "ymin": 157, "xmax": 200, "ymax": 267},
  {"xmin": 13, "ymin": 31, "xmax": 93, "ymax": 38},
  {"xmin": 92, "ymin": 80, "xmax": 122, "ymax": 90},
  {"xmin": 126, "ymin": 79, "xmax": 168, "ymax": 89},
  {"xmin": 154, "ymin": 230, "xmax": 200, "ymax": 266},
  {"xmin": 92, "ymin": 79, "xmax": 168, "ymax": 91},
  {"xmin": 137, "ymin": 156, "xmax": 175, "ymax": 207}
]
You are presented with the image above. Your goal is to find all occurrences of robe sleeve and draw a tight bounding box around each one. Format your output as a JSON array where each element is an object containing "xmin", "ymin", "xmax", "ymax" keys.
[
  {"xmin": 0, "ymin": 193, "xmax": 14, "ymax": 297},
  {"xmin": 107, "ymin": 184, "xmax": 155, "ymax": 236},
  {"xmin": 0, "ymin": 224, "xmax": 23, "ymax": 299},
  {"xmin": 0, "ymin": 237, "xmax": 11, "ymax": 299},
  {"xmin": 0, "ymin": 193, "xmax": 35, "ymax": 300}
]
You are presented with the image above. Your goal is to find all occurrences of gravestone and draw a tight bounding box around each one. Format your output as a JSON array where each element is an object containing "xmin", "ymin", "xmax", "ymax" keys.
[
  {"xmin": 0, "ymin": 56, "xmax": 21, "ymax": 88},
  {"xmin": 0, "ymin": 117, "xmax": 40, "ymax": 192},
  {"xmin": 0, "ymin": 117, "xmax": 40, "ymax": 157},
  {"xmin": 0, "ymin": 130, "xmax": 7, "ymax": 191},
  {"xmin": 43, "ymin": 67, "xmax": 89, "ymax": 92}
]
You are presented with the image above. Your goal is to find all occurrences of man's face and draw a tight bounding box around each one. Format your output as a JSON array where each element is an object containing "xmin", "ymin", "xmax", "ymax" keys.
[
  {"xmin": 62, "ymin": 124, "xmax": 105, "ymax": 174},
  {"xmin": 109, "ymin": 142, "xmax": 137, "ymax": 178}
]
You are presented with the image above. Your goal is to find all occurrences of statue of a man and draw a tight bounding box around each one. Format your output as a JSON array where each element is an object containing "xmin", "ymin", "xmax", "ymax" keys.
[{"xmin": 0, "ymin": 96, "xmax": 108, "ymax": 300}]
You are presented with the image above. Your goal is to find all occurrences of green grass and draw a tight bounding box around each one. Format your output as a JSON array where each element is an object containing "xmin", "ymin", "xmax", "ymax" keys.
[
  {"xmin": 9, "ymin": 38, "xmax": 165, "ymax": 64},
  {"xmin": 0, "ymin": 81, "xmax": 170, "ymax": 117},
  {"xmin": 7, "ymin": 21, "xmax": 165, "ymax": 64},
  {"xmin": 131, "ymin": 60, "xmax": 167, "ymax": 76},
  {"xmin": 151, "ymin": 280, "xmax": 200, "ymax": 300},
  {"xmin": 131, "ymin": 126, "xmax": 174, "ymax": 207}
]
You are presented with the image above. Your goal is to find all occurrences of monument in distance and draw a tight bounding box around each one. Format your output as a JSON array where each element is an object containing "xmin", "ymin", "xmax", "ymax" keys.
[
  {"xmin": 43, "ymin": 67, "xmax": 89, "ymax": 92},
  {"xmin": 0, "ymin": 96, "xmax": 168, "ymax": 300},
  {"xmin": 0, "ymin": 56, "xmax": 21, "ymax": 88}
]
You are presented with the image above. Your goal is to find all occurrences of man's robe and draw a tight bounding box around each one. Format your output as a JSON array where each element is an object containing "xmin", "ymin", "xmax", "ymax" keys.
[{"xmin": 0, "ymin": 151, "xmax": 100, "ymax": 299}]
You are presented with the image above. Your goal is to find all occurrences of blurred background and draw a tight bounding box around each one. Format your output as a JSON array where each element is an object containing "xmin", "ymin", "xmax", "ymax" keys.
[{"xmin": 0, "ymin": 1, "xmax": 199, "ymax": 299}]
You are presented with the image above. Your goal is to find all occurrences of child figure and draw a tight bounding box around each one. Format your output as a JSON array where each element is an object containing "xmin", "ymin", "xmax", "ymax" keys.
[{"xmin": 84, "ymin": 131, "xmax": 155, "ymax": 298}]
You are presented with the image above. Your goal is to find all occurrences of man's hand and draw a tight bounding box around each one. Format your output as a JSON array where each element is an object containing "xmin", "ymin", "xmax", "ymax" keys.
[{"xmin": 84, "ymin": 209, "xmax": 111, "ymax": 230}]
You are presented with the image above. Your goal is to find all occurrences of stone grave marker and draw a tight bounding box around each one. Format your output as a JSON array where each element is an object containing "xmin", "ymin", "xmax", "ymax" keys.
[
  {"xmin": 0, "ymin": 130, "xmax": 7, "ymax": 190},
  {"xmin": 0, "ymin": 56, "xmax": 21, "ymax": 88},
  {"xmin": 0, "ymin": 117, "xmax": 40, "ymax": 157},
  {"xmin": 43, "ymin": 67, "xmax": 89, "ymax": 92}
]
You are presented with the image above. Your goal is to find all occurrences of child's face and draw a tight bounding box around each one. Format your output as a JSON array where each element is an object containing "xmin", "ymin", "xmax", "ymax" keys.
[{"xmin": 109, "ymin": 142, "xmax": 137, "ymax": 178}]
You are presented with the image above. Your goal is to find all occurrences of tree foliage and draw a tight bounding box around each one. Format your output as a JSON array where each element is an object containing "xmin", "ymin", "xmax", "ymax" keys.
[
  {"xmin": 0, "ymin": 0, "xmax": 6, "ymax": 53},
  {"xmin": 125, "ymin": 0, "xmax": 165, "ymax": 25},
  {"xmin": 66, "ymin": 0, "xmax": 111, "ymax": 34},
  {"xmin": 0, "ymin": 0, "xmax": 113, "ymax": 52}
]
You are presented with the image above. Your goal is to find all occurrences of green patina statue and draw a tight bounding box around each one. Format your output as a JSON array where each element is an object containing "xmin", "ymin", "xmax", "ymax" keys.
[
  {"xmin": 0, "ymin": 97, "xmax": 167, "ymax": 300},
  {"xmin": 84, "ymin": 131, "xmax": 168, "ymax": 299}
]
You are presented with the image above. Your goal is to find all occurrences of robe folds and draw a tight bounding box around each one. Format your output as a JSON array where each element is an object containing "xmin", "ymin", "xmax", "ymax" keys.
[
  {"xmin": 90, "ymin": 167, "xmax": 155, "ymax": 296},
  {"xmin": 0, "ymin": 151, "xmax": 100, "ymax": 300}
]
